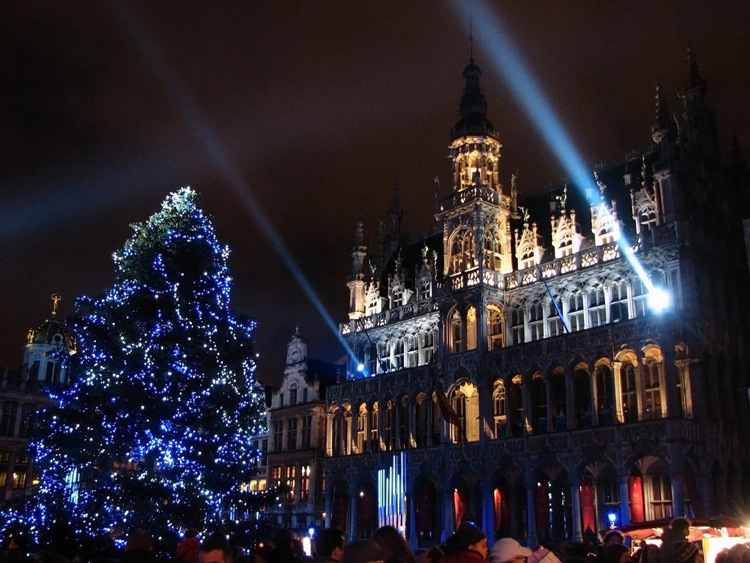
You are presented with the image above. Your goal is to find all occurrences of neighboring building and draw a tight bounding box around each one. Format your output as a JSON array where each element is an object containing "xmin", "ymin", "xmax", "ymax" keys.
[
  {"xmin": 0, "ymin": 296, "xmax": 75, "ymax": 501},
  {"xmin": 266, "ymin": 328, "xmax": 344, "ymax": 537},
  {"xmin": 323, "ymin": 49, "xmax": 750, "ymax": 548}
]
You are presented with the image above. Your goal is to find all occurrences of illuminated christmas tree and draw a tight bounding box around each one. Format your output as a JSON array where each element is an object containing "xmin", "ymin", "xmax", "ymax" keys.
[{"xmin": 30, "ymin": 188, "xmax": 267, "ymax": 537}]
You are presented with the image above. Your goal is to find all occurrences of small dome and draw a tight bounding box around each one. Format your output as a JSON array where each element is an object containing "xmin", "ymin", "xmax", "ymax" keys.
[{"xmin": 30, "ymin": 317, "xmax": 75, "ymax": 350}]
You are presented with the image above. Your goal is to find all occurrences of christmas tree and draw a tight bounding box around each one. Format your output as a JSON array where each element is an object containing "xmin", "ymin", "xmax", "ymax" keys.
[{"xmin": 30, "ymin": 188, "xmax": 268, "ymax": 537}]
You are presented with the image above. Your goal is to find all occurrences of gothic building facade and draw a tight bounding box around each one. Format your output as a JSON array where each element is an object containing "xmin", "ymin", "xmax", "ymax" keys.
[
  {"xmin": 0, "ymin": 297, "xmax": 75, "ymax": 501},
  {"xmin": 322, "ymin": 49, "xmax": 750, "ymax": 547},
  {"xmin": 266, "ymin": 329, "xmax": 344, "ymax": 537}
]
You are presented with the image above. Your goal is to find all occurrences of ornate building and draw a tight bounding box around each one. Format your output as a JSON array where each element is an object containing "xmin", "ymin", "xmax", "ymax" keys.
[
  {"xmin": 0, "ymin": 296, "xmax": 75, "ymax": 501},
  {"xmin": 323, "ymin": 49, "xmax": 750, "ymax": 547},
  {"xmin": 266, "ymin": 329, "xmax": 344, "ymax": 537}
]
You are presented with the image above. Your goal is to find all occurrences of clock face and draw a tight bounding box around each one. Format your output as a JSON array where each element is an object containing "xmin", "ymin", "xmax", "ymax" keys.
[{"xmin": 291, "ymin": 348, "xmax": 302, "ymax": 361}]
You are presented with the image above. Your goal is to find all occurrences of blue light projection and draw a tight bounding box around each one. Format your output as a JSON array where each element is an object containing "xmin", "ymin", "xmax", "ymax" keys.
[{"xmin": 449, "ymin": 0, "xmax": 670, "ymax": 308}]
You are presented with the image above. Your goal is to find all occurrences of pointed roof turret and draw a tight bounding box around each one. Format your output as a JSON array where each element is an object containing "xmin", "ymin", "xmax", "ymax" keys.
[
  {"xmin": 451, "ymin": 56, "xmax": 497, "ymax": 141},
  {"xmin": 685, "ymin": 42, "xmax": 707, "ymax": 94},
  {"xmin": 653, "ymin": 83, "xmax": 671, "ymax": 133}
]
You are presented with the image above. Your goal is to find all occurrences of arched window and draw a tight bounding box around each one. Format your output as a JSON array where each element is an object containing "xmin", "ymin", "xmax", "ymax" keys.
[
  {"xmin": 398, "ymin": 396, "xmax": 408, "ymax": 449},
  {"xmin": 509, "ymin": 375, "xmax": 524, "ymax": 437},
  {"xmin": 550, "ymin": 368, "xmax": 567, "ymax": 431},
  {"xmin": 450, "ymin": 310, "xmax": 463, "ymax": 353},
  {"xmin": 451, "ymin": 381, "xmax": 480, "ymax": 443},
  {"xmin": 530, "ymin": 372, "xmax": 547, "ymax": 433},
  {"xmin": 510, "ymin": 307, "xmax": 525, "ymax": 345},
  {"xmin": 450, "ymin": 229, "xmax": 475, "ymax": 274},
  {"xmin": 644, "ymin": 349, "xmax": 664, "ymax": 419},
  {"xmin": 488, "ymin": 306, "xmax": 504, "ymax": 350},
  {"xmin": 621, "ymin": 361, "xmax": 638, "ymax": 423},
  {"xmin": 384, "ymin": 400, "xmax": 395, "ymax": 451},
  {"xmin": 493, "ymin": 380, "xmax": 506, "ymax": 438},
  {"xmin": 430, "ymin": 392, "xmax": 441, "ymax": 445},
  {"xmin": 595, "ymin": 361, "xmax": 614, "ymax": 425},
  {"xmin": 574, "ymin": 365, "xmax": 592, "ymax": 428},
  {"xmin": 466, "ymin": 307, "xmax": 477, "ymax": 350},
  {"xmin": 370, "ymin": 402, "xmax": 379, "ymax": 452},
  {"xmin": 357, "ymin": 404, "xmax": 367, "ymax": 453}
]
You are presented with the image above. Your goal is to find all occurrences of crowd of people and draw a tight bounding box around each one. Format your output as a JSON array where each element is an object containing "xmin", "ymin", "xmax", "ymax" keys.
[{"xmin": 2, "ymin": 517, "xmax": 748, "ymax": 563}]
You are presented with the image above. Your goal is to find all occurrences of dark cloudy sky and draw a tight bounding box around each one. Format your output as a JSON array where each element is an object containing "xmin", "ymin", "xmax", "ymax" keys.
[{"xmin": 2, "ymin": 2, "xmax": 749, "ymax": 386}]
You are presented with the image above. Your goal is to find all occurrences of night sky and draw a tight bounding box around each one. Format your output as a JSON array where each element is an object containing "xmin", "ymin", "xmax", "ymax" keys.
[{"xmin": 2, "ymin": 2, "xmax": 750, "ymax": 387}]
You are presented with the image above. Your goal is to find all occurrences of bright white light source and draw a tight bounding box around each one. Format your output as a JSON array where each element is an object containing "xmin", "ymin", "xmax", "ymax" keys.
[
  {"xmin": 357, "ymin": 363, "xmax": 365, "ymax": 372},
  {"xmin": 648, "ymin": 288, "xmax": 670, "ymax": 313}
]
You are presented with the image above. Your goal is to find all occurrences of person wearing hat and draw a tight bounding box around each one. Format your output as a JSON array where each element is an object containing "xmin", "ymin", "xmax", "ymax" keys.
[
  {"xmin": 440, "ymin": 523, "xmax": 488, "ymax": 562},
  {"xmin": 489, "ymin": 537, "xmax": 533, "ymax": 563}
]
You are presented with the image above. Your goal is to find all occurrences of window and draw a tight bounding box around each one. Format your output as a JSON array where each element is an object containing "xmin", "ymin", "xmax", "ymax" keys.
[
  {"xmin": 568, "ymin": 294, "xmax": 585, "ymax": 332},
  {"xmin": 488, "ymin": 307, "xmax": 504, "ymax": 350},
  {"xmin": 287, "ymin": 418, "xmax": 298, "ymax": 450},
  {"xmin": 261, "ymin": 439, "xmax": 268, "ymax": 466},
  {"xmin": 595, "ymin": 364, "xmax": 614, "ymax": 424},
  {"xmin": 370, "ymin": 403, "xmax": 379, "ymax": 451},
  {"xmin": 406, "ymin": 336, "xmax": 419, "ymax": 368},
  {"xmin": 398, "ymin": 397, "xmax": 408, "ymax": 449},
  {"xmin": 279, "ymin": 393, "xmax": 284, "ymax": 407},
  {"xmin": 384, "ymin": 400, "xmax": 394, "ymax": 451},
  {"xmin": 392, "ymin": 340, "xmax": 404, "ymax": 370},
  {"xmin": 271, "ymin": 466, "xmax": 282, "ymax": 488},
  {"xmin": 588, "ymin": 288, "xmax": 606, "ymax": 327},
  {"xmin": 357, "ymin": 406, "xmax": 367, "ymax": 453},
  {"xmin": 610, "ymin": 282, "xmax": 629, "ymax": 322},
  {"xmin": 632, "ymin": 279, "xmax": 648, "ymax": 318},
  {"xmin": 285, "ymin": 465, "xmax": 297, "ymax": 501},
  {"xmin": 302, "ymin": 388, "xmax": 308, "ymax": 403},
  {"xmin": 0, "ymin": 452, "xmax": 10, "ymax": 489},
  {"xmin": 466, "ymin": 307, "xmax": 477, "ymax": 350},
  {"xmin": 422, "ymin": 331, "xmax": 435, "ymax": 365},
  {"xmin": 547, "ymin": 302, "xmax": 564, "ymax": 337},
  {"xmin": 30, "ymin": 360, "xmax": 40, "ymax": 380},
  {"xmin": 301, "ymin": 415, "xmax": 312, "ymax": 449},
  {"xmin": 493, "ymin": 382, "xmax": 506, "ymax": 439},
  {"xmin": 650, "ymin": 474, "xmax": 673, "ymax": 519},
  {"xmin": 530, "ymin": 373, "xmax": 547, "ymax": 433},
  {"xmin": 644, "ymin": 358, "xmax": 663, "ymax": 419},
  {"xmin": 0, "ymin": 402, "xmax": 17, "ymax": 437},
  {"xmin": 290, "ymin": 388, "xmax": 297, "ymax": 405},
  {"xmin": 550, "ymin": 369, "xmax": 567, "ymax": 429},
  {"xmin": 273, "ymin": 420, "xmax": 283, "ymax": 452},
  {"xmin": 529, "ymin": 303, "xmax": 544, "ymax": 341},
  {"xmin": 18, "ymin": 404, "xmax": 34, "ymax": 439},
  {"xmin": 510, "ymin": 308, "xmax": 525, "ymax": 345},
  {"xmin": 300, "ymin": 465, "xmax": 310, "ymax": 501},
  {"xmin": 430, "ymin": 393, "xmax": 441, "ymax": 445},
  {"xmin": 452, "ymin": 390, "xmax": 467, "ymax": 443},
  {"xmin": 450, "ymin": 311, "xmax": 463, "ymax": 353},
  {"xmin": 621, "ymin": 362, "xmax": 638, "ymax": 423}
]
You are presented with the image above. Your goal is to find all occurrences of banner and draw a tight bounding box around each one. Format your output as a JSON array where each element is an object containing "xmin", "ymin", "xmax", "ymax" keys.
[
  {"xmin": 580, "ymin": 479, "xmax": 596, "ymax": 533},
  {"xmin": 629, "ymin": 476, "xmax": 645, "ymax": 523}
]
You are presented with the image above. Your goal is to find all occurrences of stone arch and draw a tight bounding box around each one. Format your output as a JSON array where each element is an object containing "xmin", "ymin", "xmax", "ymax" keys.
[
  {"xmin": 448, "ymin": 227, "xmax": 476, "ymax": 274},
  {"xmin": 532, "ymin": 463, "xmax": 571, "ymax": 543},
  {"xmin": 449, "ymin": 468, "xmax": 482, "ymax": 530},
  {"xmin": 508, "ymin": 373, "xmax": 524, "ymax": 437},
  {"xmin": 573, "ymin": 361, "xmax": 593, "ymax": 428},
  {"xmin": 529, "ymin": 370, "xmax": 547, "ymax": 434}
]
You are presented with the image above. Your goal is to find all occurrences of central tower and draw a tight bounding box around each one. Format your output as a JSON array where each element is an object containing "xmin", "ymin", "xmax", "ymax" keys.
[{"xmin": 435, "ymin": 56, "xmax": 517, "ymax": 353}]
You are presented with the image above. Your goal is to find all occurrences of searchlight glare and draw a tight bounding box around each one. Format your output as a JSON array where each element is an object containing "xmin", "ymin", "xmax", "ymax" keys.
[
  {"xmin": 357, "ymin": 363, "xmax": 365, "ymax": 372},
  {"xmin": 648, "ymin": 288, "xmax": 671, "ymax": 313},
  {"xmin": 449, "ymin": 0, "xmax": 673, "ymax": 307}
]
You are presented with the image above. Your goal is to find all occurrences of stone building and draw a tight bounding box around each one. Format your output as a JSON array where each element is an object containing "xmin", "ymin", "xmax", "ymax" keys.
[
  {"xmin": 323, "ymin": 49, "xmax": 750, "ymax": 547},
  {"xmin": 266, "ymin": 329, "xmax": 344, "ymax": 538},
  {"xmin": 0, "ymin": 296, "xmax": 75, "ymax": 501}
]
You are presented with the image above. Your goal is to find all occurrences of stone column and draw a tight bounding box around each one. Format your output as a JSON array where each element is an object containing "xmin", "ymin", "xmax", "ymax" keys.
[
  {"xmin": 526, "ymin": 477, "xmax": 538, "ymax": 548},
  {"xmin": 670, "ymin": 470, "xmax": 685, "ymax": 517},
  {"xmin": 570, "ymin": 476, "xmax": 583, "ymax": 543},
  {"xmin": 349, "ymin": 492, "xmax": 359, "ymax": 541},
  {"xmin": 618, "ymin": 475, "xmax": 630, "ymax": 527},
  {"xmin": 662, "ymin": 342, "xmax": 678, "ymax": 418},
  {"xmin": 442, "ymin": 487, "xmax": 454, "ymax": 542},
  {"xmin": 408, "ymin": 491, "xmax": 418, "ymax": 549},
  {"xmin": 324, "ymin": 487, "xmax": 332, "ymax": 528},
  {"xmin": 482, "ymin": 480, "xmax": 495, "ymax": 543}
]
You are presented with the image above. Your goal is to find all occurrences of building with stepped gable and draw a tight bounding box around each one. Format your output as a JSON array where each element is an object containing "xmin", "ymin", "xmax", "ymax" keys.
[{"xmin": 322, "ymin": 48, "xmax": 750, "ymax": 547}]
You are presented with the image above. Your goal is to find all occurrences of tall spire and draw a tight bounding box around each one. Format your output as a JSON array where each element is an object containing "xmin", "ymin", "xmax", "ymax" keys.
[
  {"xmin": 685, "ymin": 42, "xmax": 707, "ymax": 93},
  {"xmin": 451, "ymin": 30, "xmax": 496, "ymax": 141}
]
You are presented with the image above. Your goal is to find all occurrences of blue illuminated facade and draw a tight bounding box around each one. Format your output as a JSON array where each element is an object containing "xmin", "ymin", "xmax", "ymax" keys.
[{"xmin": 323, "ymin": 50, "xmax": 750, "ymax": 547}]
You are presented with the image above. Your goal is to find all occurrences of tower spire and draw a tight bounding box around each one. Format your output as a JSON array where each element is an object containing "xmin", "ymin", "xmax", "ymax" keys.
[
  {"xmin": 451, "ymin": 53, "xmax": 495, "ymax": 141},
  {"xmin": 653, "ymin": 83, "xmax": 670, "ymax": 132}
]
